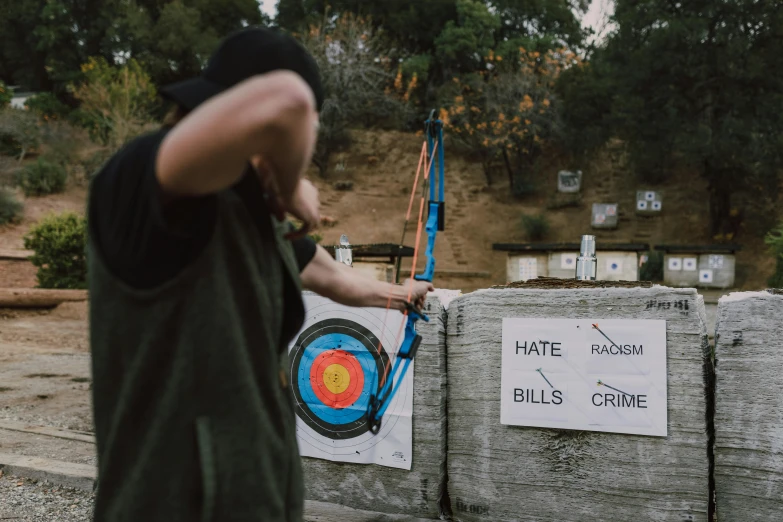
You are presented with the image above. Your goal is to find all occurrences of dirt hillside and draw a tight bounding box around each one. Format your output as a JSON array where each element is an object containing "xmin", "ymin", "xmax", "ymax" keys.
[{"xmin": 0, "ymin": 128, "xmax": 777, "ymax": 292}]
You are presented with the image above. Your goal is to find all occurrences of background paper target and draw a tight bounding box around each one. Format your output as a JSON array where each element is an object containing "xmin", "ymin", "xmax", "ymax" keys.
[{"xmin": 288, "ymin": 294, "xmax": 412, "ymax": 469}]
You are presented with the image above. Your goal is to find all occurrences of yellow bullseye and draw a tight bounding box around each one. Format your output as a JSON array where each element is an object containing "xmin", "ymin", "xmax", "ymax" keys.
[{"xmin": 323, "ymin": 364, "xmax": 350, "ymax": 395}]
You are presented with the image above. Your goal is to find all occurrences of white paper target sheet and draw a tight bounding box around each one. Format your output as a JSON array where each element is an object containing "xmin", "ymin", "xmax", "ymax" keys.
[
  {"xmin": 500, "ymin": 318, "xmax": 668, "ymax": 437},
  {"xmin": 288, "ymin": 294, "xmax": 413, "ymax": 469}
]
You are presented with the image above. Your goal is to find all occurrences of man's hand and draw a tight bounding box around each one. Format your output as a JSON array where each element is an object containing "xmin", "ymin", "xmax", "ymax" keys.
[
  {"xmin": 400, "ymin": 279, "xmax": 435, "ymax": 312},
  {"xmin": 282, "ymin": 178, "xmax": 320, "ymax": 239}
]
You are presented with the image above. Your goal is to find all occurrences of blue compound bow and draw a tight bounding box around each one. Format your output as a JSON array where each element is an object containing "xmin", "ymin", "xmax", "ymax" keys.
[{"xmin": 367, "ymin": 110, "xmax": 445, "ymax": 434}]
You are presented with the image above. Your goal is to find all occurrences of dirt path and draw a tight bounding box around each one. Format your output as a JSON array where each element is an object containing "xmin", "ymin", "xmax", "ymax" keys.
[{"xmin": 0, "ymin": 302, "xmax": 91, "ymax": 434}]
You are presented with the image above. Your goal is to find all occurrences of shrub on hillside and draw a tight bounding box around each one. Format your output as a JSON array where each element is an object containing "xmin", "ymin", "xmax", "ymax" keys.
[
  {"xmin": 23, "ymin": 212, "xmax": 87, "ymax": 289},
  {"xmin": 0, "ymin": 108, "xmax": 41, "ymax": 160},
  {"xmin": 639, "ymin": 250, "xmax": 664, "ymax": 282},
  {"xmin": 70, "ymin": 57, "xmax": 157, "ymax": 149},
  {"xmin": 40, "ymin": 120, "xmax": 86, "ymax": 168},
  {"xmin": 521, "ymin": 214, "xmax": 550, "ymax": 241},
  {"xmin": 16, "ymin": 158, "xmax": 67, "ymax": 196},
  {"xmin": 0, "ymin": 81, "xmax": 12, "ymax": 109},
  {"xmin": 0, "ymin": 188, "xmax": 23, "ymax": 224},
  {"xmin": 766, "ymin": 223, "xmax": 783, "ymax": 288},
  {"xmin": 24, "ymin": 93, "xmax": 72, "ymax": 121}
]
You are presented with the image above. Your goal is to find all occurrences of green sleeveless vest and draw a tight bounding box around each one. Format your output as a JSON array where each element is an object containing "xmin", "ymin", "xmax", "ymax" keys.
[{"xmin": 88, "ymin": 187, "xmax": 305, "ymax": 522}]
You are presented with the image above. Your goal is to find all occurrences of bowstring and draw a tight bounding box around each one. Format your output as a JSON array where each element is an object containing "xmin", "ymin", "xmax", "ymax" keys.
[{"xmin": 375, "ymin": 139, "xmax": 439, "ymax": 393}]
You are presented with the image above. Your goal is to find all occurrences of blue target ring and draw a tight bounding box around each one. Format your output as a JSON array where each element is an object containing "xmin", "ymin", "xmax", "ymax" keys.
[
  {"xmin": 290, "ymin": 318, "xmax": 390, "ymax": 439},
  {"xmin": 297, "ymin": 333, "xmax": 377, "ymax": 425}
]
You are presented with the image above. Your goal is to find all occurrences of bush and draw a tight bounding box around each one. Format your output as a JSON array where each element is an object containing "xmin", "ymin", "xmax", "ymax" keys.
[
  {"xmin": 639, "ymin": 250, "xmax": 664, "ymax": 282},
  {"xmin": 40, "ymin": 121, "xmax": 85, "ymax": 168},
  {"xmin": 0, "ymin": 188, "xmax": 23, "ymax": 224},
  {"xmin": 69, "ymin": 57, "xmax": 157, "ymax": 149},
  {"xmin": 23, "ymin": 212, "xmax": 87, "ymax": 289},
  {"xmin": 766, "ymin": 223, "xmax": 783, "ymax": 288},
  {"xmin": 0, "ymin": 81, "xmax": 12, "ymax": 109},
  {"xmin": 16, "ymin": 158, "xmax": 67, "ymax": 196},
  {"xmin": 0, "ymin": 108, "xmax": 41, "ymax": 160},
  {"xmin": 24, "ymin": 93, "xmax": 72, "ymax": 121},
  {"xmin": 521, "ymin": 214, "xmax": 550, "ymax": 241}
]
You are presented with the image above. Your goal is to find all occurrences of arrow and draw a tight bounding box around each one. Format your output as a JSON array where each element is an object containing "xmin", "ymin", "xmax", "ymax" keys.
[
  {"xmin": 592, "ymin": 323, "xmax": 620, "ymax": 348},
  {"xmin": 536, "ymin": 368, "xmax": 554, "ymax": 389},
  {"xmin": 597, "ymin": 379, "xmax": 631, "ymax": 396}
]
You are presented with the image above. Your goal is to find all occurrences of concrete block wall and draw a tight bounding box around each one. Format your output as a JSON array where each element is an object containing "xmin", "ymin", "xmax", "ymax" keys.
[
  {"xmin": 713, "ymin": 291, "xmax": 783, "ymax": 521},
  {"xmin": 301, "ymin": 296, "xmax": 447, "ymax": 518},
  {"xmin": 445, "ymin": 287, "xmax": 712, "ymax": 521}
]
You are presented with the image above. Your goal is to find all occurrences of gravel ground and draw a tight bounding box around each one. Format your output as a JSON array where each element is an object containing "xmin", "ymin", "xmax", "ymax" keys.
[{"xmin": 0, "ymin": 473, "xmax": 94, "ymax": 521}]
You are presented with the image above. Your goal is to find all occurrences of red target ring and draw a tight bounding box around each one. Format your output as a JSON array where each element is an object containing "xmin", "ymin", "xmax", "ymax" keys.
[{"xmin": 310, "ymin": 349, "xmax": 365, "ymax": 409}]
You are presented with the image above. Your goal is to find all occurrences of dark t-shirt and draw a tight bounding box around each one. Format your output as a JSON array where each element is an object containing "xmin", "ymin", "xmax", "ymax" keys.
[{"xmin": 89, "ymin": 127, "xmax": 316, "ymax": 289}]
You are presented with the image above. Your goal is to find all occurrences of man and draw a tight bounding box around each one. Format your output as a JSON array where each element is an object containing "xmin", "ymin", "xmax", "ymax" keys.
[{"xmin": 87, "ymin": 27, "xmax": 432, "ymax": 522}]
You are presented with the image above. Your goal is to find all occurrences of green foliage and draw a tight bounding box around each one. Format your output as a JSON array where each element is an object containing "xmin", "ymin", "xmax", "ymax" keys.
[
  {"xmin": 39, "ymin": 121, "xmax": 84, "ymax": 168},
  {"xmin": 69, "ymin": 57, "xmax": 157, "ymax": 148},
  {"xmin": 488, "ymin": 0, "xmax": 589, "ymax": 47},
  {"xmin": 444, "ymin": 47, "xmax": 576, "ymax": 189},
  {"xmin": 639, "ymin": 251, "xmax": 664, "ymax": 282},
  {"xmin": 0, "ymin": 108, "xmax": 41, "ymax": 161},
  {"xmin": 434, "ymin": 0, "xmax": 500, "ymax": 73},
  {"xmin": 298, "ymin": 13, "xmax": 409, "ymax": 175},
  {"xmin": 401, "ymin": 54, "xmax": 432, "ymax": 85},
  {"xmin": 24, "ymin": 93, "xmax": 71, "ymax": 120},
  {"xmin": 0, "ymin": 188, "xmax": 23, "ymax": 224},
  {"xmin": 0, "ymin": 81, "xmax": 12, "ymax": 109},
  {"xmin": 15, "ymin": 157, "xmax": 67, "ymax": 196},
  {"xmin": 521, "ymin": 213, "xmax": 549, "ymax": 241},
  {"xmin": 0, "ymin": 0, "xmax": 266, "ymax": 95},
  {"xmin": 766, "ymin": 223, "xmax": 783, "ymax": 288},
  {"xmin": 23, "ymin": 212, "xmax": 87, "ymax": 289},
  {"xmin": 561, "ymin": 0, "xmax": 783, "ymax": 236},
  {"xmin": 81, "ymin": 148, "xmax": 114, "ymax": 180}
]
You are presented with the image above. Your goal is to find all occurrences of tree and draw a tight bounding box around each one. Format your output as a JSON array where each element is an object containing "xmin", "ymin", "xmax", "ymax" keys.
[
  {"xmin": 488, "ymin": 0, "xmax": 590, "ymax": 49},
  {"xmin": 69, "ymin": 57, "xmax": 157, "ymax": 148},
  {"xmin": 568, "ymin": 0, "xmax": 783, "ymax": 237},
  {"xmin": 445, "ymin": 46, "xmax": 579, "ymax": 192},
  {"xmin": 297, "ymin": 13, "xmax": 408, "ymax": 175},
  {"xmin": 434, "ymin": 0, "xmax": 500, "ymax": 75},
  {"xmin": 0, "ymin": 0, "xmax": 268, "ymax": 95}
]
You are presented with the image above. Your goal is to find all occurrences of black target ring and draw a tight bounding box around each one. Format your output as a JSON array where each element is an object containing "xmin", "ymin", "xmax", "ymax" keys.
[{"xmin": 290, "ymin": 318, "xmax": 391, "ymax": 439}]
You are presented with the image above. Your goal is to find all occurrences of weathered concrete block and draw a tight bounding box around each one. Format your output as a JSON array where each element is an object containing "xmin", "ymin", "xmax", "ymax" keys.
[
  {"xmin": 446, "ymin": 286, "xmax": 711, "ymax": 521},
  {"xmin": 714, "ymin": 291, "xmax": 783, "ymax": 521},
  {"xmin": 302, "ymin": 296, "xmax": 447, "ymax": 518}
]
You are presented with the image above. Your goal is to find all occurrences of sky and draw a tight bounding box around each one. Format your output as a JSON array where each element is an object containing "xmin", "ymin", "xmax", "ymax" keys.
[{"xmin": 258, "ymin": 0, "xmax": 615, "ymax": 43}]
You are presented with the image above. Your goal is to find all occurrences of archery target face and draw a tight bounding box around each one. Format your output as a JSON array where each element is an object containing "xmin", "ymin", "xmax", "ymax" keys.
[
  {"xmin": 683, "ymin": 257, "xmax": 698, "ymax": 271},
  {"xmin": 288, "ymin": 294, "xmax": 412, "ymax": 468},
  {"xmin": 637, "ymin": 200, "xmax": 648, "ymax": 211},
  {"xmin": 606, "ymin": 258, "xmax": 624, "ymax": 274},
  {"xmin": 668, "ymin": 257, "xmax": 683, "ymax": 271}
]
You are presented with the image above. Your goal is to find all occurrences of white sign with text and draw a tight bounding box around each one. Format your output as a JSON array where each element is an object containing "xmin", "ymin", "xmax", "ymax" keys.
[{"xmin": 500, "ymin": 318, "xmax": 667, "ymax": 437}]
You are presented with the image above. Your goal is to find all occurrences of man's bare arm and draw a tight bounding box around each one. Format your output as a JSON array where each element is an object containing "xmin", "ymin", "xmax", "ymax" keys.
[
  {"xmin": 301, "ymin": 245, "xmax": 433, "ymax": 311},
  {"xmin": 156, "ymin": 71, "xmax": 317, "ymax": 201}
]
